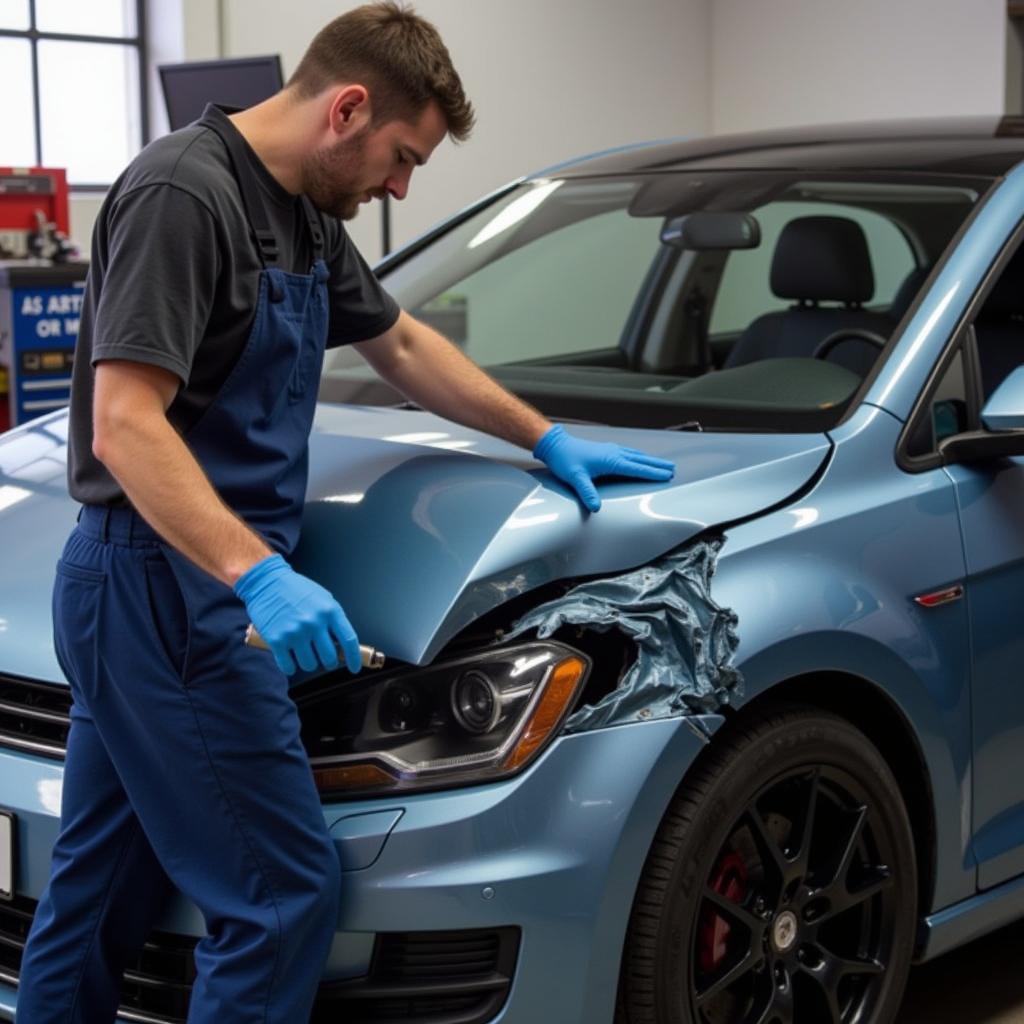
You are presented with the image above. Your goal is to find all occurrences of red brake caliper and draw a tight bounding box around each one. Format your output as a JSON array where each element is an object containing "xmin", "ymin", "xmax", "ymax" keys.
[{"xmin": 698, "ymin": 850, "xmax": 749, "ymax": 974}]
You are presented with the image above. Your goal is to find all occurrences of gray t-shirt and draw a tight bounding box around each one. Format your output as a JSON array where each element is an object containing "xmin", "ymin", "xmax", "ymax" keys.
[{"xmin": 68, "ymin": 105, "xmax": 400, "ymax": 505}]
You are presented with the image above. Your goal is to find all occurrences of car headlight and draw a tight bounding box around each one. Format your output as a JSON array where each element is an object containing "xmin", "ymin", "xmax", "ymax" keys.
[{"xmin": 297, "ymin": 641, "xmax": 590, "ymax": 796}]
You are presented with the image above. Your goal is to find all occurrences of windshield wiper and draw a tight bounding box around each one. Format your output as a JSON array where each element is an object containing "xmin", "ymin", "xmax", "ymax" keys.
[
  {"xmin": 664, "ymin": 420, "xmax": 703, "ymax": 432},
  {"xmin": 553, "ymin": 416, "xmax": 609, "ymax": 427},
  {"xmin": 389, "ymin": 403, "xmax": 612, "ymax": 429}
]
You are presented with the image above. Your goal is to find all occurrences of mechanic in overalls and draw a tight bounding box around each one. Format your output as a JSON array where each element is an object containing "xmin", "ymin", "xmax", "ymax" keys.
[{"xmin": 15, "ymin": 4, "xmax": 675, "ymax": 1022}]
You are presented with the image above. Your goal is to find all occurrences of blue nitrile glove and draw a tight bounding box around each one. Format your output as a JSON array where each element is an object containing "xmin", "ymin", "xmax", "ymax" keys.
[
  {"xmin": 533, "ymin": 424, "xmax": 676, "ymax": 513},
  {"xmin": 234, "ymin": 554, "xmax": 361, "ymax": 676}
]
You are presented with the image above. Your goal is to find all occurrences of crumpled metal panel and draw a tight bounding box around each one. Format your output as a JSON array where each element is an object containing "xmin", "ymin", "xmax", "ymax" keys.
[
  {"xmin": 0, "ymin": 403, "xmax": 822, "ymax": 681},
  {"xmin": 506, "ymin": 536, "xmax": 741, "ymax": 732}
]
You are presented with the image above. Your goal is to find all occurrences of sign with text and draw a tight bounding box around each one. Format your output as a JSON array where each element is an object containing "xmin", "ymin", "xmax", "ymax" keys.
[{"xmin": 3, "ymin": 283, "xmax": 82, "ymax": 427}]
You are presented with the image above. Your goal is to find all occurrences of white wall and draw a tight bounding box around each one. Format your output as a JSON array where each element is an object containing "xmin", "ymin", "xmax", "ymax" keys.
[
  {"xmin": 68, "ymin": 0, "xmax": 195, "ymax": 249},
  {"xmin": 710, "ymin": 0, "xmax": 1006, "ymax": 134},
  {"xmin": 69, "ymin": 0, "xmax": 1010, "ymax": 260},
  {"xmin": 68, "ymin": 196, "xmax": 104, "ymax": 256},
  {"xmin": 221, "ymin": 0, "xmax": 710, "ymax": 263}
]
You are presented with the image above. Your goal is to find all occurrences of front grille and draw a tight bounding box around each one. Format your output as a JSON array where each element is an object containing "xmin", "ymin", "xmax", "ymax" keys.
[
  {"xmin": 0, "ymin": 674, "xmax": 71, "ymax": 760},
  {"xmin": 0, "ymin": 893, "xmax": 197, "ymax": 1023},
  {"xmin": 1, "ymin": 895, "xmax": 519, "ymax": 1024}
]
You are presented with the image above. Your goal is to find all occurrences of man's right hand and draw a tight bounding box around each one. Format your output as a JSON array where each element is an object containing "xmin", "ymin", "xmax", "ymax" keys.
[
  {"xmin": 92, "ymin": 361, "xmax": 357, "ymax": 675},
  {"xmin": 233, "ymin": 554, "xmax": 361, "ymax": 676}
]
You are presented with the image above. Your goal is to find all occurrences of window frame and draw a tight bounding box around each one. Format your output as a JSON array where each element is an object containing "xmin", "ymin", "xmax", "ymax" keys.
[
  {"xmin": 0, "ymin": 0, "xmax": 149, "ymax": 191},
  {"xmin": 895, "ymin": 221, "xmax": 1024, "ymax": 473}
]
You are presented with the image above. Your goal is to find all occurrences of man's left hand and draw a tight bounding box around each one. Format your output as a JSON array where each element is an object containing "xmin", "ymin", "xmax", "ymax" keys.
[{"xmin": 533, "ymin": 424, "xmax": 675, "ymax": 512}]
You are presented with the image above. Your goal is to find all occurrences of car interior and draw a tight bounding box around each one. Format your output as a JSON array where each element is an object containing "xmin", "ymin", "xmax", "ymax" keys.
[{"xmin": 321, "ymin": 174, "xmax": 989, "ymax": 432}]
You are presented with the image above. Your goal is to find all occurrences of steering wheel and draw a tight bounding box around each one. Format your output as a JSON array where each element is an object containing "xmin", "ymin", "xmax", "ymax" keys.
[{"xmin": 812, "ymin": 329, "xmax": 888, "ymax": 362}]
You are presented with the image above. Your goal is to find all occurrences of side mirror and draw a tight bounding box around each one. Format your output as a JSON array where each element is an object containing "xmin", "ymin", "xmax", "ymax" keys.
[
  {"xmin": 660, "ymin": 211, "xmax": 761, "ymax": 251},
  {"xmin": 981, "ymin": 364, "xmax": 1024, "ymax": 431},
  {"xmin": 939, "ymin": 365, "xmax": 1024, "ymax": 463}
]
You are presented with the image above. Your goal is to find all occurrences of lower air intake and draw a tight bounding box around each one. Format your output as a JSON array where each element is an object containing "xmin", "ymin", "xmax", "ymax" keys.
[
  {"xmin": 1, "ymin": 896, "xmax": 518, "ymax": 1024},
  {"xmin": 313, "ymin": 927, "xmax": 520, "ymax": 1024}
]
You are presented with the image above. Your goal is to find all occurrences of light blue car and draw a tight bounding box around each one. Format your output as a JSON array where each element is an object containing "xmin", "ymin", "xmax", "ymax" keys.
[{"xmin": 5, "ymin": 116, "xmax": 1024, "ymax": 1024}]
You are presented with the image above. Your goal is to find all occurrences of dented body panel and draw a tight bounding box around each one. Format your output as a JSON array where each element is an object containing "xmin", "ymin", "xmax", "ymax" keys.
[
  {"xmin": 507, "ymin": 538, "xmax": 741, "ymax": 730},
  {"xmin": 297, "ymin": 407, "xmax": 829, "ymax": 663},
  {"xmin": 0, "ymin": 403, "xmax": 829, "ymax": 681},
  {"xmin": 712, "ymin": 405, "xmax": 973, "ymax": 912},
  {"xmin": 9, "ymin": 125, "xmax": 1024, "ymax": 1022}
]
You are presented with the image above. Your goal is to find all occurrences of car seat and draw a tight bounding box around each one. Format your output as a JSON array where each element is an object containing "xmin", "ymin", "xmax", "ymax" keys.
[{"xmin": 723, "ymin": 215, "xmax": 892, "ymax": 377}]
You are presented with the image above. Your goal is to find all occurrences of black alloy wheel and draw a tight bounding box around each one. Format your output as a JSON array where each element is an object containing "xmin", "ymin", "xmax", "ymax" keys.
[{"xmin": 617, "ymin": 705, "xmax": 917, "ymax": 1024}]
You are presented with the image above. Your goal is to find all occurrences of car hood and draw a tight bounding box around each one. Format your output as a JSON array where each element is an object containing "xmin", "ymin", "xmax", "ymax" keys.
[{"xmin": 0, "ymin": 406, "xmax": 830, "ymax": 681}]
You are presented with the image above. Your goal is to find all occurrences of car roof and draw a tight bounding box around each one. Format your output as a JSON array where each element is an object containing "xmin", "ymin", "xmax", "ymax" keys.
[{"xmin": 540, "ymin": 116, "xmax": 1024, "ymax": 179}]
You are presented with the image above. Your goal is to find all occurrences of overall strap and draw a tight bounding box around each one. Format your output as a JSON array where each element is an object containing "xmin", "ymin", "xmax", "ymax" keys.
[
  {"xmin": 199, "ymin": 107, "xmax": 279, "ymax": 267},
  {"xmin": 299, "ymin": 195, "xmax": 325, "ymax": 263}
]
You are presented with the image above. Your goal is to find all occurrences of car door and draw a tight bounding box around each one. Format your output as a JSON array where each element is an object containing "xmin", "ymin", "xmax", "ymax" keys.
[{"xmin": 937, "ymin": 236, "xmax": 1024, "ymax": 889}]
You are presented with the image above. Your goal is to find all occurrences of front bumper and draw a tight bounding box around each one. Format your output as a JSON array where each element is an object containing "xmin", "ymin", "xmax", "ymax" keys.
[{"xmin": 0, "ymin": 716, "xmax": 714, "ymax": 1023}]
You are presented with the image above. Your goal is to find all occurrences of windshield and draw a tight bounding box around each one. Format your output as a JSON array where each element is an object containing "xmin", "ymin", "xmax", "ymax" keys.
[{"xmin": 321, "ymin": 169, "xmax": 990, "ymax": 431}]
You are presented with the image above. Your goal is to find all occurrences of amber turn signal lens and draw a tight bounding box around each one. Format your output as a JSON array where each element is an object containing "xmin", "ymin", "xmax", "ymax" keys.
[
  {"xmin": 502, "ymin": 655, "xmax": 586, "ymax": 772},
  {"xmin": 313, "ymin": 762, "xmax": 394, "ymax": 792}
]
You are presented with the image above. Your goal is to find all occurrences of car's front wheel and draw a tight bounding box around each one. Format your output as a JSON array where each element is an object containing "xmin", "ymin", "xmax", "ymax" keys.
[{"xmin": 618, "ymin": 704, "xmax": 917, "ymax": 1024}]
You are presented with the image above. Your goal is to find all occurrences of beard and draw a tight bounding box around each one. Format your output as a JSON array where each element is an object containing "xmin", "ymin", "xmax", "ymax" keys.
[{"xmin": 300, "ymin": 127, "xmax": 378, "ymax": 220}]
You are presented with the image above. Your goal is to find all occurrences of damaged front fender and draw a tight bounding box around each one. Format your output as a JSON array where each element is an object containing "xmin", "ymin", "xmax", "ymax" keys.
[{"xmin": 507, "ymin": 536, "xmax": 742, "ymax": 733}]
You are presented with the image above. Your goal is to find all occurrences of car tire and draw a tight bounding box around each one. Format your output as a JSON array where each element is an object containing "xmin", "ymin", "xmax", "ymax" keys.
[{"xmin": 617, "ymin": 703, "xmax": 917, "ymax": 1024}]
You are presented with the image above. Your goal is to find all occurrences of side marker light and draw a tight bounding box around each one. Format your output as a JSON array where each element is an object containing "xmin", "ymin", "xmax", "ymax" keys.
[
  {"xmin": 313, "ymin": 763, "xmax": 394, "ymax": 792},
  {"xmin": 914, "ymin": 585, "xmax": 964, "ymax": 608}
]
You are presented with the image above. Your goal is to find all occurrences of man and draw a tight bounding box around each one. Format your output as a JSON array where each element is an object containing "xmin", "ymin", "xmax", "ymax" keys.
[{"xmin": 16, "ymin": 4, "xmax": 675, "ymax": 1022}]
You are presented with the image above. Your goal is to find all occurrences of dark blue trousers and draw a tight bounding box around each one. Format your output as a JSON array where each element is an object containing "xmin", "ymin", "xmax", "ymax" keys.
[{"xmin": 16, "ymin": 507, "xmax": 341, "ymax": 1023}]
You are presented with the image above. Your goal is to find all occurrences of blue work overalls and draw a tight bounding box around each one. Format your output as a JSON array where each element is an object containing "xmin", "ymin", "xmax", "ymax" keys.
[{"xmin": 16, "ymin": 108, "xmax": 341, "ymax": 1023}]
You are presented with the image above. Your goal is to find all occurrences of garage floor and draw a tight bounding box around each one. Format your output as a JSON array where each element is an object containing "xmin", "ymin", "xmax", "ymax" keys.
[{"xmin": 900, "ymin": 919, "xmax": 1024, "ymax": 1021}]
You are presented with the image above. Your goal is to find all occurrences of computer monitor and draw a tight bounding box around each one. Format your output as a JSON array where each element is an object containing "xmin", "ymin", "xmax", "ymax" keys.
[{"xmin": 159, "ymin": 56, "xmax": 284, "ymax": 131}]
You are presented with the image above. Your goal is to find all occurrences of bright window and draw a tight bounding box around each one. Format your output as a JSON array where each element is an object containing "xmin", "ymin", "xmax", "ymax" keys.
[{"xmin": 0, "ymin": 0, "xmax": 146, "ymax": 186}]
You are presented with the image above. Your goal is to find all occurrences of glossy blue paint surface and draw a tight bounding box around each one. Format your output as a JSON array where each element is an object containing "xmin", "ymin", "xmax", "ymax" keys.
[
  {"xmin": 328, "ymin": 808, "xmax": 404, "ymax": 871},
  {"xmin": 980, "ymin": 365, "xmax": 1024, "ymax": 430},
  {"xmin": 922, "ymin": 868, "xmax": 1024, "ymax": 961},
  {"xmin": 1, "ymin": 717, "xmax": 717, "ymax": 1021},
  {"xmin": 944, "ymin": 456, "xmax": 1024, "ymax": 889},
  {"xmin": 300, "ymin": 407, "xmax": 830, "ymax": 663},
  {"xmin": 713, "ymin": 405, "xmax": 974, "ymax": 910},
  {"xmin": 8, "ymin": 128, "xmax": 1024, "ymax": 1017},
  {"xmin": 0, "ymin": 404, "xmax": 828, "ymax": 678},
  {"xmin": 0, "ymin": 412, "xmax": 79, "ymax": 682}
]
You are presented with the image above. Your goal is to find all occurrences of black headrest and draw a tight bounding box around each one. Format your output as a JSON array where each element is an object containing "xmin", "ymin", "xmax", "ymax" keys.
[
  {"xmin": 981, "ymin": 245, "xmax": 1024, "ymax": 319},
  {"xmin": 771, "ymin": 216, "xmax": 874, "ymax": 305}
]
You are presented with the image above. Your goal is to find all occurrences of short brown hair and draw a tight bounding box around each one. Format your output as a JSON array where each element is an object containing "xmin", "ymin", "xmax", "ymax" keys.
[{"xmin": 287, "ymin": 2, "xmax": 474, "ymax": 142}]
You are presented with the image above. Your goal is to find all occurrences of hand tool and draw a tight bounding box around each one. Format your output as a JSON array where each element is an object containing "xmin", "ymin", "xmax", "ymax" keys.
[{"xmin": 244, "ymin": 624, "xmax": 385, "ymax": 669}]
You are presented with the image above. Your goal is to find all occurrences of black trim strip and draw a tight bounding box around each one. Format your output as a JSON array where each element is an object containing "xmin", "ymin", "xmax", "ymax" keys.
[
  {"xmin": 328, "ymin": 976, "xmax": 508, "ymax": 1000},
  {"xmin": 0, "ymin": 698, "xmax": 66, "ymax": 725},
  {"xmin": 0, "ymin": 733, "xmax": 65, "ymax": 760}
]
